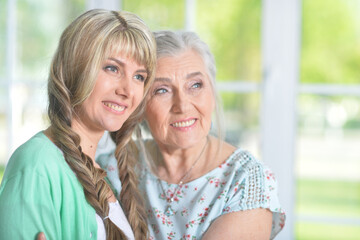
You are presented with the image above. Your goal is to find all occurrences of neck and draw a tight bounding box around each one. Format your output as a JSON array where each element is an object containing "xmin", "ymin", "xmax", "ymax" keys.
[
  {"xmin": 155, "ymin": 136, "xmax": 209, "ymax": 184},
  {"xmin": 71, "ymin": 119, "xmax": 104, "ymax": 162}
]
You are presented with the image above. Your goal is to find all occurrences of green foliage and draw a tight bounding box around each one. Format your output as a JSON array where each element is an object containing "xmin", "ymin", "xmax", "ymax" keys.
[
  {"xmin": 122, "ymin": 0, "xmax": 262, "ymax": 82},
  {"xmin": 301, "ymin": 0, "xmax": 360, "ymax": 84},
  {"xmin": 197, "ymin": 0, "xmax": 261, "ymax": 82},
  {"xmin": 123, "ymin": 0, "xmax": 184, "ymax": 30},
  {"xmin": 296, "ymin": 178, "xmax": 360, "ymax": 239},
  {"xmin": 16, "ymin": 0, "xmax": 85, "ymax": 81},
  {"xmin": 344, "ymin": 119, "xmax": 360, "ymax": 129},
  {"xmin": 0, "ymin": 0, "xmax": 7, "ymax": 78},
  {"xmin": 296, "ymin": 222, "xmax": 360, "ymax": 240},
  {"xmin": 297, "ymin": 178, "xmax": 360, "ymax": 217},
  {"xmin": 0, "ymin": 165, "xmax": 4, "ymax": 183},
  {"xmin": 221, "ymin": 92, "xmax": 260, "ymax": 129}
]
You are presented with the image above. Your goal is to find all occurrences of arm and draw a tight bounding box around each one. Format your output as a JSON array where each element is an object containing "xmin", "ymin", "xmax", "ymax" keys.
[
  {"xmin": 202, "ymin": 208, "xmax": 272, "ymax": 240},
  {"xmin": 0, "ymin": 173, "xmax": 61, "ymax": 239}
]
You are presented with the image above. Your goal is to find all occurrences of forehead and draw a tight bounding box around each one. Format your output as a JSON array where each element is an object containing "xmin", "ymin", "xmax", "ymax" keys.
[
  {"xmin": 156, "ymin": 50, "xmax": 206, "ymax": 77},
  {"xmin": 107, "ymin": 51, "xmax": 146, "ymax": 68}
]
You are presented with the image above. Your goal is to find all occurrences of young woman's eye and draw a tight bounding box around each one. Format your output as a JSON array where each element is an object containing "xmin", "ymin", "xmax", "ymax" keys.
[
  {"xmin": 104, "ymin": 65, "xmax": 118, "ymax": 73},
  {"xmin": 154, "ymin": 88, "xmax": 168, "ymax": 95},
  {"xmin": 134, "ymin": 74, "xmax": 146, "ymax": 82}
]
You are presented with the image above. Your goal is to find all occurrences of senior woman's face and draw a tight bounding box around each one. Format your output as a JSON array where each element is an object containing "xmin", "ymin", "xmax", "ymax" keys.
[{"xmin": 145, "ymin": 50, "xmax": 215, "ymax": 149}]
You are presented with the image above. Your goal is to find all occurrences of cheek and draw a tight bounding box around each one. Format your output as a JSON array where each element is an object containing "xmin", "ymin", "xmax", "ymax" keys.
[
  {"xmin": 145, "ymin": 104, "xmax": 159, "ymax": 125},
  {"xmin": 199, "ymin": 93, "xmax": 215, "ymax": 120},
  {"xmin": 133, "ymin": 85, "xmax": 145, "ymax": 106},
  {"xmin": 145, "ymin": 102, "xmax": 167, "ymax": 131}
]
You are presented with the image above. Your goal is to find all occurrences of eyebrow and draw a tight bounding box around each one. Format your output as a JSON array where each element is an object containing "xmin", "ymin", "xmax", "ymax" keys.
[
  {"xmin": 108, "ymin": 57, "xmax": 147, "ymax": 73},
  {"xmin": 154, "ymin": 77, "xmax": 171, "ymax": 83},
  {"xmin": 186, "ymin": 71, "xmax": 204, "ymax": 79},
  {"xmin": 109, "ymin": 57, "xmax": 125, "ymax": 67},
  {"xmin": 154, "ymin": 72, "xmax": 204, "ymax": 83}
]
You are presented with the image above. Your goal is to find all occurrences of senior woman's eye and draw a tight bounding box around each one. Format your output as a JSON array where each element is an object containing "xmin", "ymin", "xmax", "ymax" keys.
[
  {"xmin": 191, "ymin": 82, "xmax": 203, "ymax": 89},
  {"xmin": 154, "ymin": 88, "xmax": 168, "ymax": 95}
]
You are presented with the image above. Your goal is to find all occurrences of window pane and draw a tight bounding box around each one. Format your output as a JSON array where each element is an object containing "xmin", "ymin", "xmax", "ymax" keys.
[
  {"xmin": 197, "ymin": 0, "xmax": 261, "ymax": 82},
  {"xmin": 0, "ymin": 87, "xmax": 7, "ymax": 166},
  {"xmin": 0, "ymin": 0, "xmax": 6, "ymax": 166},
  {"xmin": 11, "ymin": 84, "xmax": 49, "ymax": 151},
  {"xmin": 301, "ymin": 0, "xmax": 360, "ymax": 84},
  {"xmin": 296, "ymin": 222, "xmax": 360, "ymax": 240},
  {"xmin": 122, "ymin": 0, "xmax": 185, "ymax": 30},
  {"xmin": 296, "ymin": 94, "xmax": 360, "ymax": 239},
  {"xmin": 123, "ymin": 0, "xmax": 261, "ymax": 82},
  {"xmin": 0, "ymin": 0, "xmax": 86, "ymax": 172},
  {"xmin": 0, "ymin": 0, "xmax": 6, "ymax": 78},
  {"xmin": 221, "ymin": 92, "xmax": 261, "ymax": 158},
  {"xmin": 16, "ymin": 0, "xmax": 85, "ymax": 83}
]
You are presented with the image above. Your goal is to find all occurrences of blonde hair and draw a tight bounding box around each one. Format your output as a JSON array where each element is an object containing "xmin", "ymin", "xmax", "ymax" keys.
[{"xmin": 47, "ymin": 9, "xmax": 156, "ymax": 239}]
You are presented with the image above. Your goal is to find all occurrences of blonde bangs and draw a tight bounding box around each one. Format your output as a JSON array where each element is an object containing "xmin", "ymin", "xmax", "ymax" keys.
[{"xmin": 105, "ymin": 29, "xmax": 155, "ymax": 88}]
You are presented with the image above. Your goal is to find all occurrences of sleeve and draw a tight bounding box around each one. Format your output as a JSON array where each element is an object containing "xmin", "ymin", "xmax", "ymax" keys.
[
  {"xmin": 0, "ymin": 171, "xmax": 61, "ymax": 240},
  {"xmin": 222, "ymin": 156, "xmax": 286, "ymax": 239}
]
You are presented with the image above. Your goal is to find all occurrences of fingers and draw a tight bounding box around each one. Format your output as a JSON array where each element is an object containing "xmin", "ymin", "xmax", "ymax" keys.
[{"xmin": 37, "ymin": 232, "xmax": 46, "ymax": 240}]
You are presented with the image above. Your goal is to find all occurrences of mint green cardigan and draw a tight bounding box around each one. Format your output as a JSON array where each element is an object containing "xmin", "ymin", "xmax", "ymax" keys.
[{"xmin": 0, "ymin": 132, "xmax": 97, "ymax": 239}]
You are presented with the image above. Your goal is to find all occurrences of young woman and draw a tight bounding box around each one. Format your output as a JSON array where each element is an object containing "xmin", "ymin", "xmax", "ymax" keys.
[{"xmin": 0, "ymin": 9, "xmax": 156, "ymax": 240}]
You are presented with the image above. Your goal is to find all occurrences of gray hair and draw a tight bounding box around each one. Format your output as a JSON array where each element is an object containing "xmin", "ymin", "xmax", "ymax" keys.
[{"xmin": 153, "ymin": 30, "xmax": 224, "ymax": 139}]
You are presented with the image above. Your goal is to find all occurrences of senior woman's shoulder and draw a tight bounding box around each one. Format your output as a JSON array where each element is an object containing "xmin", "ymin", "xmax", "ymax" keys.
[{"xmin": 218, "ymin": 138, "xmax": 267, "ymax": 174}]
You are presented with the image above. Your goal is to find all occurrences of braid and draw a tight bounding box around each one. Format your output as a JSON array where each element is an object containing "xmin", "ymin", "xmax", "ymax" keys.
[
  {"xmin": 48, "ymin": 53, "xmax": 128, "ymax": 240},
  {"xmin": 111, "ymin": 103, "xmax": 149, "ymax": 240}
]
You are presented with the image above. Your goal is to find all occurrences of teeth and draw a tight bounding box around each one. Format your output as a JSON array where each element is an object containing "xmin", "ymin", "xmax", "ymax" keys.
[
  {"xmin": 172, "ymin": 119, "xmax": 195, "ymax": 128},
  {"xmin": 104, "ymin": 102, "xmax": 125, "ymax": 112}
]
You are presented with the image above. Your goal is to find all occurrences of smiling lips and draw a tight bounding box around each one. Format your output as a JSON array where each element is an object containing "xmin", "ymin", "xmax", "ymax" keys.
[
  {"xmin": 103, "ymin": 102, "xmax": 126, "ymax": 113},
  {"xmin": 170, "ymin": 118, "xmax": 196, "ymax": 128}
]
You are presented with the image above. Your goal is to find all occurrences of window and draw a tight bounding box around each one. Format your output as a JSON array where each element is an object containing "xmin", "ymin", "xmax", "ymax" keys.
[
  {"xmin": 1, "ymin": 1, "xmax": 359, "ymax": 239},
  {"xmin": 296, "ymin": 1, "xmax": 360, "ymax": 239},
  {"xmin": 0, "ymin": 0, "xmax": 86, "ymax": 166}
]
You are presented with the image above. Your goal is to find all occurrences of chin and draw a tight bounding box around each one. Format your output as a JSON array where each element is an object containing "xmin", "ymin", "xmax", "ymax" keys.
[
  {"xmin": 105, "ymin": 122, "xmax": 125, "ymax": 132},
  {"xmin": 174, "ymin": 138, "xmax": 202, "ymax": 149}
]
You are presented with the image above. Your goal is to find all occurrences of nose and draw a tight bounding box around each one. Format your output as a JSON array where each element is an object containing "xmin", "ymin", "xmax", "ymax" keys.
[
  {"xmin": 115, "ymin": 75, "xmax": 134, "ymax": 99},
  {"xmin": 171, "ymin": 89, "xmax": 189, "ymax": 113}
]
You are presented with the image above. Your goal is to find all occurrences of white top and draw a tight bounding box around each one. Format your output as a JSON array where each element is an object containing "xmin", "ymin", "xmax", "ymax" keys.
[{"xmin": 95, "ymin": 200, "xmax": 135, "ymax": 240}]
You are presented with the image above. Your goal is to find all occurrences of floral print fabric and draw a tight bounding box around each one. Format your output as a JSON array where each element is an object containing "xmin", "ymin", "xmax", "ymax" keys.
[
  {"xmin": 139, "ymin": 148, "xmax": 285, "ymax": 240},
  {"xmin": 97, "ymin": 146, "xmax": 285, "ymax": 240}
]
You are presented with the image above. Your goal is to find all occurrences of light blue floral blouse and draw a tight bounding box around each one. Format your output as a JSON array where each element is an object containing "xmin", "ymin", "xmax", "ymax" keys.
[{"xmin": 97, "ymin": 142, "xmax": 285, "ymax": 240}]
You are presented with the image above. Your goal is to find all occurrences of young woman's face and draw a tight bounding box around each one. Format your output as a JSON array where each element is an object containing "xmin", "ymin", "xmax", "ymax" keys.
[
  {"xmin": 145, "ymin": 50, "xmax": 215, "ymax": 150},
  {"xmin": 78, "ymin": 53, "xmax": 148, "ymax": 133}
]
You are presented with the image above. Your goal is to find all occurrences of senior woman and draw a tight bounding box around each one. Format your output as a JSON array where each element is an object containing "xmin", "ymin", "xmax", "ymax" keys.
[{"xmin": 97, "ymin": 30, "xmax": 285, "ymax": 239}]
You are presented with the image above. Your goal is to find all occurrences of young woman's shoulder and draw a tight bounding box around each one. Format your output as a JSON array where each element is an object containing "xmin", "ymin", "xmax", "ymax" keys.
[{"xmin": 3, "ymin": 131, "xmax": 67, "ymax": 181}]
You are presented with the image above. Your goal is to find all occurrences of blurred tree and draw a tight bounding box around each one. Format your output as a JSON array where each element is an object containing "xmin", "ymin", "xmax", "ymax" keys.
[
  {"xmin": 301, "ymin": 0, "xmax": 360, "ymax": 84},
  {"xmin": 123, "ymin": 0, "xmax": 184, "ymax": 30},
  {"xmin": 197, "ymin": 0, "xmax": 261, "ymax": 82},
  {"xmin": 16, "ymin": 0, "xmax": 85, "ymax": 82},
  {"xmin": 196, "ymin": 0, "xmax": 261, "ymax": 130},
  {"xmin": 0, "ymin": 0, "xmax": 7, "ymax": 78}
]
